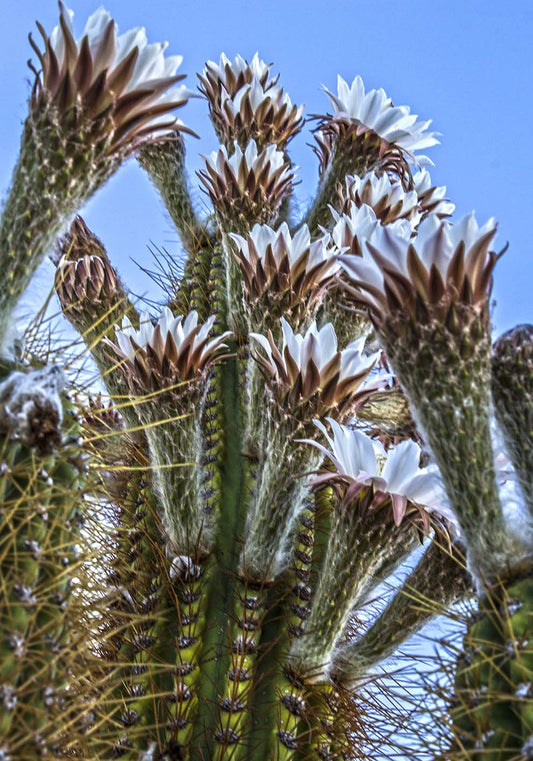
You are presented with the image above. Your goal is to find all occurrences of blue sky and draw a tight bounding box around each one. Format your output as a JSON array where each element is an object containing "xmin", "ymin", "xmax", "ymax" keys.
[{"xmin": 1, "ymin": 0, "xmax": 532, "ymax": 334}]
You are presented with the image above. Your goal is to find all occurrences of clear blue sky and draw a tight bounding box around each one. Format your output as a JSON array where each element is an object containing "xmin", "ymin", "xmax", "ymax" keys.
[{"xmin": 1, "ymin": 0, "xmax": 532, "ymax": 335}]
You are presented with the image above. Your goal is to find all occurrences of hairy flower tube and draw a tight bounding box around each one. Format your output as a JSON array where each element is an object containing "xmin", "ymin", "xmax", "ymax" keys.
[
  {"xmin": 0, "ymin": 3, "xmax": 190, "ymax": 343},
  {"xmin": 339, "ymin": 212, "xmax": 527, "ymax": 582},
  {"xmin": 230, "ymin": 222, "xmax": 338, "ymax": 324},
  {"xmin": 289, "ymin": 420, "xmax": 443, "ymax": 676}
]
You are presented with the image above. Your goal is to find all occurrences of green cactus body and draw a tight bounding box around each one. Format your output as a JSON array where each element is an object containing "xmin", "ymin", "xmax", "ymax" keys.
[
  {"xmin": 0, "ymin": 109, "xmax": 120, "ymax": 343},
  {"xmin": 492, "ymin": 325, "xmax": 533, "ymax": 517},
  {"xmin": 448, "ymin": 574, "xmax": 533, "ymax": 760},
  {"xmin": 0, "ymin": 363, "xmax": 88, "ymax": 757},
  {"xmin": 88, "ymin": 471, "xmax": 213, "ymax": 759}
]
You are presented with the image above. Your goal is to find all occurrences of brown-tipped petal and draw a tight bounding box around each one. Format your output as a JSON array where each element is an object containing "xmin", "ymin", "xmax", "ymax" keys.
[
  {"xmin": 446, "ymin": 240, "xmax": 465, "ymax": 293},
  {"xmin": 92, "ymin": 19, "xmax": 117, "ymax": 78},
  {"xmin": 105, "ymin": 46, "xmax": 139, "ymax": 97},
  {"xmin": 406, "ymin": 245, "xmax": 430, "ymax": 303},
  {"xmin": 59, "ymin": 12, "xmax": 78, "ymax": 71},
  {"xmin": 73, "ymin": 35, "xmax": 93, "ymax": 94}
]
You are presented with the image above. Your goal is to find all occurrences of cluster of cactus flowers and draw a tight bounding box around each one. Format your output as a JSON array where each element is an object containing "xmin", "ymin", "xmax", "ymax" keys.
[{"xmin": 0, "ymin": 5, "xmax": 532, "ymax": 761}]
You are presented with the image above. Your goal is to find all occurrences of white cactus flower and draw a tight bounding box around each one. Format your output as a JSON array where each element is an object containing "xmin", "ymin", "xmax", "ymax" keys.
[
  {"xmin": 303, "ymin": 418, "xmax": 446, "ymax": 523},
  {"xmin": 202, "ymin": 52, "xmax": 276, "ymax": 94},
  {"xmin": 113, "ymin": 307, "xmax": 231, "ymax": 387},
  {"xmin": 230, "ymin": 222, "xmax": 338, "ymax": 304},
  {"xmin": 250, "ymin": 318, "xmax": 380, "ymax": 414},
  {"xmin": 341, "ymin": 171, "xmax": 421, "ymax": 227},
  {"xmin": 323, "ymin": 75, "xmax": 439, "ymax": 161},
  {"xmin": 330, "ymin": 202, "xmax": 412, "ymax": 257},
  {"xmin": 199, "ymin": 140, "xmax": 294, "ymax": 222},
  {"xmin": 204, "ymin": 141, "xmax": 288, "ymax": 192},
  {"xmin": 339, "ymin": 212, "xmax": 498, "ymax": 319},
  {"xmin": 413, "ymin": 169, "xmax": 456, "ymax": 218},
  {"xmin": 35, "ymin": 3, "xmax": 191, "ymax": 148}
]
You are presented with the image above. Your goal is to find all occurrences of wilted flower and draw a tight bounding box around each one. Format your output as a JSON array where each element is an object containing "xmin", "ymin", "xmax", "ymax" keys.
[
  {"xmin": 413, "ymin": 169, "xmax": 455, "ymax": 219},
  {"xmin": 302, "ymin": 418, "xmax": 444, "ymax": 525},
  {"xmin": 250, "ymin": 318, "xmax": 380, "ymax": 417},
  {"xmin": 339, "ymin": 212, "xmax": 499, "ymax": 330},
  {"xmin": 337, "ymin": 171, "xmax": 421, "ymax": 227},
  {"xmin": 109, "ymin": 308, "xmax": 232, "ymax": 391},
  {"xmin": 0, "ymin": 365, "xmax": 66, "ymax": 452},
  {"xmin": 229, "ymin": 222, "xmax": 338, "ymax": 321},
  {"xmin": 198, "ymin": 140, "xmax": 294, "ymax": 227}
]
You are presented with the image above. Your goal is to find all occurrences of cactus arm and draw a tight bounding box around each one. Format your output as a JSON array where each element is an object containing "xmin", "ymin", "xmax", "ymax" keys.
[
  {"xmin": 189, "ymin": 351, "xmax": 249, "ymax": 761},
  {"xmin": 138, "ymin": 136, "xmax": 212, "ymax": 257},
  {"xmin": 331, "ymin": 537, "xmax": 471, "ymax": 687}
]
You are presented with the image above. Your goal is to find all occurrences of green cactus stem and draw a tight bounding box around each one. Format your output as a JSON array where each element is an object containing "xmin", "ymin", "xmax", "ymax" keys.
[
  {"xmin": 0, "ymin": 361, "xmax": 88, "ymax": 758},
  {"xmin": 445, "ymin": 574, "xmax": 533, "ymax": 760},
  {"xmin": 331, "ymin": 536, "xmax": 471, "ymax": 687},
  {"xmin": 492, "ymin": 324, "xmax": 533, "ymax": 517}
]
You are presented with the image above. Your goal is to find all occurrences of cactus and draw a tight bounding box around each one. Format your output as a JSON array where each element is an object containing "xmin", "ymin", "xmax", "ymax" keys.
[
  {"xmin": 2, "ymin": 6, "xmax": 533, "ymax": 761},
  {"xmin": 0, "ymin": 358, "xmax": 90, "ymax": 758}
]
